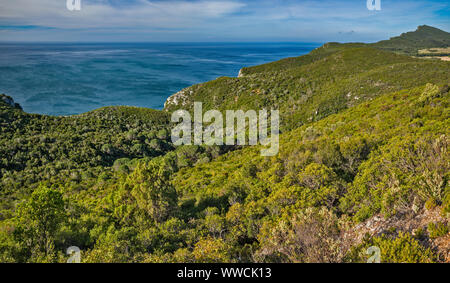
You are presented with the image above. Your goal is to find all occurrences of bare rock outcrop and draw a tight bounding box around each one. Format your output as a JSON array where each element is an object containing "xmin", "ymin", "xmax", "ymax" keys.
[
  {"xmin": 164, "ymin": 88, "xmax": 193, "ymax": 110},
  {"xmin": 0, "ymin": 94, "xmax": 22, "ymax": 110}
]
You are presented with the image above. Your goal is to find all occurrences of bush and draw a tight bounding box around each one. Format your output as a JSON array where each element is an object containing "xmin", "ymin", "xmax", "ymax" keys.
[
  {"xmin": 353, "ymin": 232, "xmax": 435, "ymax": 263},
  {"xmin": 428, "ymin": 222, "xmax": 449, "ymax": 238}
]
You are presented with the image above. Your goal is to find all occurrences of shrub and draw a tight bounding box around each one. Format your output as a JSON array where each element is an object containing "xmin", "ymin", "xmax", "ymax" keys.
[
  {"xmin": 428, "ymin": 222, "xmax": 449, "ymax": 238},
  {"xmin": 353, "ymin": 232, "xmax": 435, "ymax": 263}
]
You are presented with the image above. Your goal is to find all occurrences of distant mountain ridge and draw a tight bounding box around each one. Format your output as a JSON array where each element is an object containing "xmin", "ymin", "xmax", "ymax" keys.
[
  {"xmin": 232, "ymin": 25, "xmax": 449, "ymax": 78},
  {"xmin": 372, "ymin": 25, "xmax": 450, "ymax": 55}
]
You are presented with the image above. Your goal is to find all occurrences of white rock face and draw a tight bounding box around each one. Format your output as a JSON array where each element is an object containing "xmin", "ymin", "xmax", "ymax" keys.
[
  {"xmin": 238, "ymin": 68, "xmax": 244, "ymax": 78},
  {"xmin": 164, "ymin": 88, "xmax": 192, "ymax": 109}
]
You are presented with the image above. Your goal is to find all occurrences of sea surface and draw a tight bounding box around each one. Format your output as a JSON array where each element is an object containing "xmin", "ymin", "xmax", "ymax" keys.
[{"xmin": 0, "ymin": 42, "xmax": 319, "ymax": 116}]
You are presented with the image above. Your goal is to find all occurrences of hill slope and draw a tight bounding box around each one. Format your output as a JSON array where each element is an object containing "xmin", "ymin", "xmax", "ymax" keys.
[
  {"xmin": 0, "ymin": 100, "xmax": 174, "ymax": 200},
  {"xmin": 165, "ymin": 43, "xmax": 449, "ymax": 132},
  {"xmin": 372, "ymin": 25, "xmax": 450, "ymax": 55},
  {"xmin": 171, "ymin": 83, "xmax": 449, "ymax": 263},
  {"xmin": 0, "ymin": 26, "xmax": 449, "ymax": 263}
]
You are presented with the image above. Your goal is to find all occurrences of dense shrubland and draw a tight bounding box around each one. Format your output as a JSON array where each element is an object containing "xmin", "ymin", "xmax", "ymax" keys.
[
  {"xmin": 165, "ymin": 45, "xmax": 449, "ymax": 132},
  {"xmin": 0, "ymin": 27, "xmax": 449, "ymax": 262},
  {"xmin": 1, "ymin": 83, "xmax": 447, "ymax": 263}
]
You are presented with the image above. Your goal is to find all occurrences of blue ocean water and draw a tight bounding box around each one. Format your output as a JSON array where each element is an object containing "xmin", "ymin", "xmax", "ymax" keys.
[{"xmin": 0, "ymin": 42, "xmax": 319, "ymax": 116}]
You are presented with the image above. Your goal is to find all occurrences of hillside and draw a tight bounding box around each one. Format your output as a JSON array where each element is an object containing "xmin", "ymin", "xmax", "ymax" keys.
[
  {"xmin": 3, "ymin": 83, "xmax": 447, "ymax": 263},
  {"xmin": 171, "ymin": 83, "xmax": 449, "ymax": 263},
  {"xmin": 0, "ymin": 99, "xmax": 174, "ymax": 207},
  {"xmin": 0, "ymin": 26, "xmax": 449, "ymax": 263},
  {"xmin": 165, "ymin": 44, "xmax": 449, "ymax": 132},
  {"xmin": 372, "ymin": 25, "xmax": 450, "ymax": 55}
]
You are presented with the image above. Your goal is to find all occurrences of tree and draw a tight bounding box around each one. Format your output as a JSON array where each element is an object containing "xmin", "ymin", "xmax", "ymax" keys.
[
  {"xmin": 127, "ymin": 162, "xmax": 178, "ymax": 223},
  {"xmin": 256, "ymin": 208, "xmax": 350, "ymax": 263},
  {"xmin": 192, "ymin": 237, "xmax": 231, "ymax": 263},
  {"xmin": 13, "ymin": 185, "xmax": 66, "ymax": 262}
]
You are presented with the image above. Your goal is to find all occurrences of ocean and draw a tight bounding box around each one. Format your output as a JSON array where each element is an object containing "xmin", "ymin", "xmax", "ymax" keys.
[{"xmin": 0, "ymin": 42, "xmax": 319, "ymax": 116}]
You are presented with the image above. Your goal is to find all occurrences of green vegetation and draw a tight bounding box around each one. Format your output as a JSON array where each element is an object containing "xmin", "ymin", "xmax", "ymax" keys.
[
  {"xmin": 348, "ymin": 232, "xmax": 436, "ymax": 263},
  {"xmin": 0, "ymin": 102, "xmax": 174, "ymax": 207},
  {"xmin": 168, "ymin": 84, "xmax": 449, "ymax": 263},
  {"xmin": 428, "ymin": 222, "xmax": 449, "ymax": 239},
  {"xmin": 165, "ymin": 44, "xmax": 449, "ymax": 132},
  {"xmin": 373, "ymin": 25, "xmax": 450, "ymax": 55},
  {"xmin": 0, "ymin": 26, "xmax": 449, "ymax": 263}
]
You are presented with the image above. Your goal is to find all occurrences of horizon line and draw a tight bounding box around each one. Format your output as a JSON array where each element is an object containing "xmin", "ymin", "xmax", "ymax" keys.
[{"xmin": 0, "ymin": 40, "xmax": 329, "ymax": 44}]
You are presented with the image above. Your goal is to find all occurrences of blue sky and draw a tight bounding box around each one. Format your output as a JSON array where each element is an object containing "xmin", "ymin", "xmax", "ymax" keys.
[{"xmin": 0, "ymin": 0, "xmax": 448, "ymax": 42}]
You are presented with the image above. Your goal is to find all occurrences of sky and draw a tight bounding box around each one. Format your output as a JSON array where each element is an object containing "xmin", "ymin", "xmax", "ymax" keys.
[{"xmin": 0, "ymin": 0, "xmax": 448, "ymax": 42}]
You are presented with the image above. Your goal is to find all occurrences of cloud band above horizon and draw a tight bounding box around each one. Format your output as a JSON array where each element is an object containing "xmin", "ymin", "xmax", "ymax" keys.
[{"xmin": 0, "ymin": 0, "xmax": 448, "ymax": 42}]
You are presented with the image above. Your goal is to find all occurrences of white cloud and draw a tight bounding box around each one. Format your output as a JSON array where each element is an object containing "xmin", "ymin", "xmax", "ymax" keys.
[
  {"xmin": 0, "ymin": 0, "xmax": 246, "ymax": 28},
  {"xmin": 0, "ymin": 0, "xmax": 447, "ymax": 42}
]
